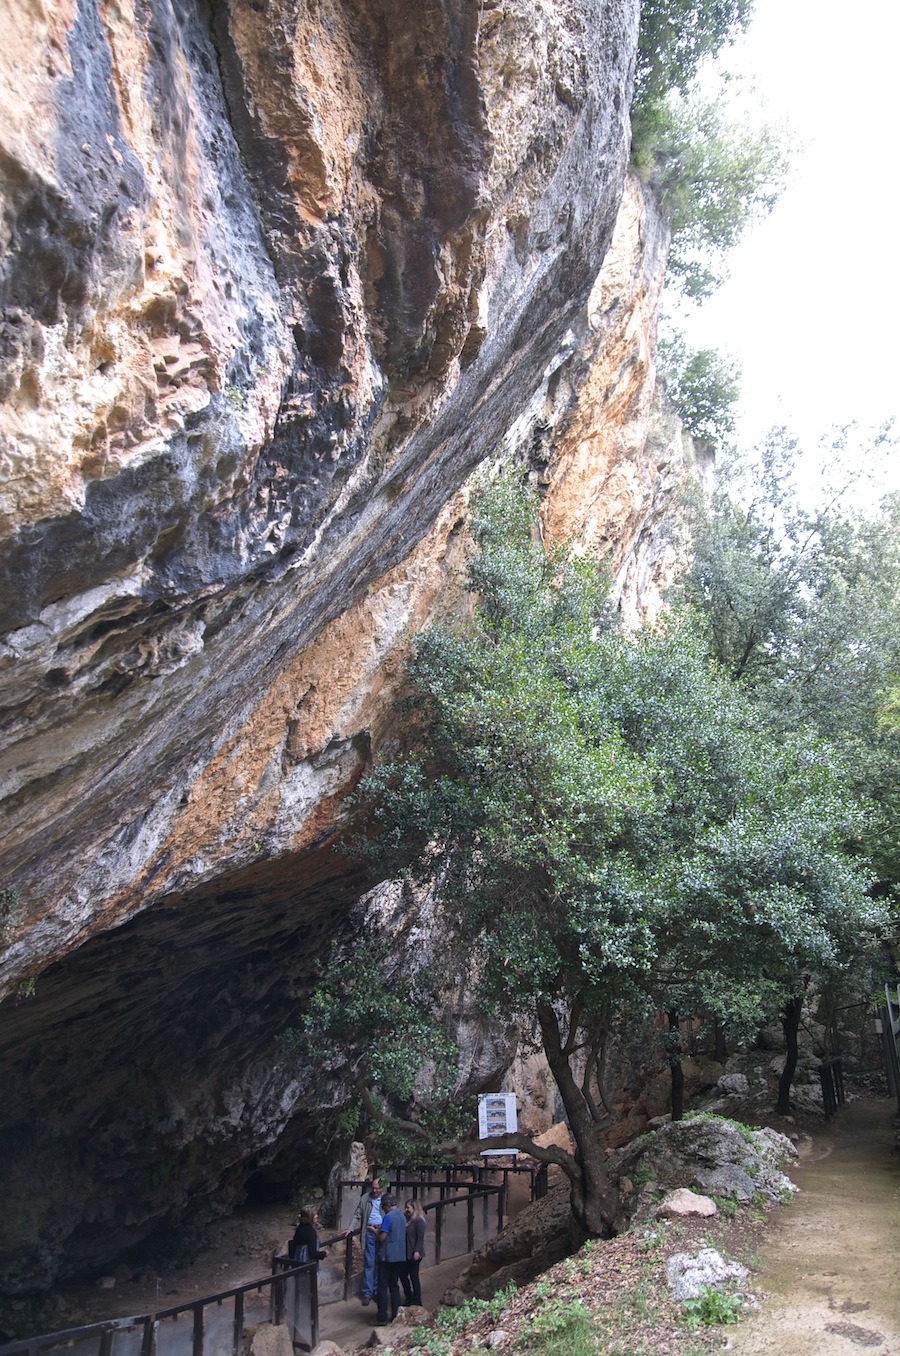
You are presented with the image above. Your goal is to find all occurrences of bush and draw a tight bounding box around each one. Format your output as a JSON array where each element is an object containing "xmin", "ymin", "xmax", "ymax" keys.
[
  {"xmin": 681, "ymin": 1286, "xmax": 742, "ymax": 1328},
  {"xmin": 657, "ymin": 332, "xmax": 741, "ymax": 446},
  {"xmin": 636, "ymin": 87, "xmax": 791, "ymax": 298},
  {"xmin": 528, "ymin": 1298, "xmax": 596, "ymax": 1354}
]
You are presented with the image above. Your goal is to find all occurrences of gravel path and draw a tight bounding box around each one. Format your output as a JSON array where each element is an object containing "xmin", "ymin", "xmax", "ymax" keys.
[{"xmin": 728, "ymin": 1098, "xmax": 900, "ymax": 1356}]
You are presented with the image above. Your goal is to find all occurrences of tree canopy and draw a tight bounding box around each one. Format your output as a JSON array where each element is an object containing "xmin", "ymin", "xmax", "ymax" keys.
[
  {"xmin": 353, "ymin": 477, "xmax": 885, "ymax": 1231},
  {"xmin": 634, "ymin": 0, "xmax": 754, "ymax": 111},
  {"xmin": 657, "ymin": 333, "xmax": 741, "ymax": 448},
  {"xmin": 281, "ymin": 951, "xmax": 470, "ymax": 1164},
  {"xmin": 679, "ymin": 430, "xmax": 900, "ymax": 888}
]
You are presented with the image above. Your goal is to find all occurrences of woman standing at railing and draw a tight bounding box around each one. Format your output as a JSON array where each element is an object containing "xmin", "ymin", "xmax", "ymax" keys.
[
  {"xmin": 401, "ymin": 1199, "xmax": 426, "ymax": 1307},
  {"xmin": 289, "ymin": 1207, "xmax": 329, "ymax": 1267}
]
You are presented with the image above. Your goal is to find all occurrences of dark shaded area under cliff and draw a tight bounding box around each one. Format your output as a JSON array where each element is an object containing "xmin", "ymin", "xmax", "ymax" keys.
[{"xmin": 0, "ymin": 844, "xmax": 365, "ymax": 1298}]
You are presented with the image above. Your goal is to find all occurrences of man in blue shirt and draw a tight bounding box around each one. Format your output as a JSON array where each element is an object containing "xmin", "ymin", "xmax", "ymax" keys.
[{"xmin": 375, "ymin": 1195, "xmax": 407, "ymax": 1325}]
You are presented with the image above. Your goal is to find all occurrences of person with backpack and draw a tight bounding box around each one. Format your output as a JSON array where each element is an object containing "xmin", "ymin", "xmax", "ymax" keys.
[{"xmin": 288, "ymin": 1206, "xmax": 328, "ymax": 1267}]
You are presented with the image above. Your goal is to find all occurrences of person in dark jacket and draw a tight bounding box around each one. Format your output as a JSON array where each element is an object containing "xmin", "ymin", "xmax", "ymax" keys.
[
  {"xmin": 402, "ymin": 1198, "xmax": 425, "ymax": 1307},
  {"xmin": 289, "ymin": 1206, "xmax": 328, "ymax": 1267}
]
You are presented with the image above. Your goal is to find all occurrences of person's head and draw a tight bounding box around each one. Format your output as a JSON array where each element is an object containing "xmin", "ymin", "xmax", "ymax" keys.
[
  {"xmin": 405, "ymin": 1198, "xmax": 425, "ymax": 1221},
  {"xmin": 381, "ymin": 1194, "xmax": 396, "ymax": 1210},
  {"xmin": 298, "ymin": 1205, "xmax": 318, "ymax": 1226},
  {"xmin": 370, "ymin": 1178, "xmax": 382, "ymax": 1197}
]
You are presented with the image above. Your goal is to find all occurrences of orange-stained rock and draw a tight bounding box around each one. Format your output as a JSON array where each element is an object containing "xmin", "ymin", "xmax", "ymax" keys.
[{"xmin": 0, "ymin": 0, "xmax": 703, "ymax": 1303}]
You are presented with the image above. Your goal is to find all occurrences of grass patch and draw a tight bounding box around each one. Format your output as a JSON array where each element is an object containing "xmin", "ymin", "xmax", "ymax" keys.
[
  {"xmin": 528, "ymin": 1298, "xmax": 596, "ymax": 1354},
  {"xmin": 407, "ymin": 1283, "xmax": 517, "ymax": 1354}
]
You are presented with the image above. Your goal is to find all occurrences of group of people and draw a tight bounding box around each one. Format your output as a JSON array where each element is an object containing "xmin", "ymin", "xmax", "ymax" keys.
[
  {"xmin": 348, "ymin": 1177, "xmax": 426, "ymax": 1324},
  {"xmin": 288, "ymin": 1175, "xmax": 426, "ymax": 1327}
]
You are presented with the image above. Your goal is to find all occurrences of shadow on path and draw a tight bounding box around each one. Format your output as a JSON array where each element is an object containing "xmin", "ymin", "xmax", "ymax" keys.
[{"xmin": 731, "ymin": 1098, "xmax": 900, "ymax": 1355}]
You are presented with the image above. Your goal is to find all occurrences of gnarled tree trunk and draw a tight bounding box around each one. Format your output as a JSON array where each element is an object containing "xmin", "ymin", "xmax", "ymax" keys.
[{"xmin": 537, "ymin": 1001, "xmax": 619, "ymax": 1236}]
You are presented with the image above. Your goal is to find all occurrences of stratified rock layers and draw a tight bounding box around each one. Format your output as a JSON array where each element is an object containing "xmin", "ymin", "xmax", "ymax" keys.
[{"xmin": 0, "ymin": 0, "xmax": 692, "ymax": 1296}]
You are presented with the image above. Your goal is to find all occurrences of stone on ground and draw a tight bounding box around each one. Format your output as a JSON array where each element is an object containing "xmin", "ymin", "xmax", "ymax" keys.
[
  {"xmin": 665, "ymin": 1247, "xmax": 749, "ymax": 1302},
  {"xmin": 655, "ymin": 1188, "xmax": 717, "ymax": 1219},
  {"xmin": 391, "ymin": 1305, "xmax": 431, "ymax": 1326},
  {"xmin": 250, "ymin": 1324, "xmax": 294, "ymax": 1356}
]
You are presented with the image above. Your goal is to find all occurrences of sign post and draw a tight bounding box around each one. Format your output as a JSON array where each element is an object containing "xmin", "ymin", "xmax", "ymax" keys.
[{"xmin": 477, "ymin": 1092, "xmax": 518, "ymax": 1155}]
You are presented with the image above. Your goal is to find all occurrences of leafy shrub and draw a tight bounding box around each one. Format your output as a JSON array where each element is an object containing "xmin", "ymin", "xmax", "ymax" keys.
[
  {"xmin": 408, "ymin": 1284, "xmax": 517, "ymax": 1354},
  {"xmin": 528, "ymin": 1298, "xmax": 596, "ymax": 1354},
  {"xmin": 681, "ymin": 1286, "xmax": 742, "ymax": 1328}
]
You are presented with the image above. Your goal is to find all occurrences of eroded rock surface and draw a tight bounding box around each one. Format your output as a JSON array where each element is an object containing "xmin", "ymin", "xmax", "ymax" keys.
[
  {"xmin": 0, "ymin": 0, "xmax": 700, "ymax": 1303},
  {"xmin": 615, "ymin": 1118, "xmax": 799, "ymax": 1228}
]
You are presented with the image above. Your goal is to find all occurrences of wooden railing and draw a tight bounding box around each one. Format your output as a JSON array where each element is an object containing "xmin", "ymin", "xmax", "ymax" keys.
[
  {"xmin": 1, "ymin": 1170, "xmax": 522, "ymax": 1356},
  {"xmin": 0, "ymin": 1261, "xmax": 317, "ymax": 1356},
  {"xmin": 879, "ymin": 982, "xmax": 900, "ymax": 1112}
]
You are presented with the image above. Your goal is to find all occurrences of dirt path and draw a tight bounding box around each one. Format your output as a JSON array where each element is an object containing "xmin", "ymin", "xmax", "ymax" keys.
[{"xmin": 730, "ymin": 1098, "xmax": 900, "ymax": 1356}]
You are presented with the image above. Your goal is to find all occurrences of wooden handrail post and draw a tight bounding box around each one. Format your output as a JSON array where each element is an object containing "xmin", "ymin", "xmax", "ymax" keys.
[
  {"xmin": 192, "ymin": 1304, "xmax": 203, "ymax": 1356},
  {"xmin": 310, "ymin": 1270, "xmax": 319, "ymax": 1351}
]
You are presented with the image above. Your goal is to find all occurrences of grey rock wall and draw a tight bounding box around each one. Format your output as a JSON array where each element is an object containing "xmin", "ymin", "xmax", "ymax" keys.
[{"xmin": 0, "ymin": 0, "xmax": 706, "ymax": 1306}]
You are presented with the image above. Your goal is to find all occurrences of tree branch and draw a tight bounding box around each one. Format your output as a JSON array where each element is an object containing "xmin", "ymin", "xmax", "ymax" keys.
[{"xmin": 440, "ymin": 1132, "xmax": 580, "ymax": 1182}]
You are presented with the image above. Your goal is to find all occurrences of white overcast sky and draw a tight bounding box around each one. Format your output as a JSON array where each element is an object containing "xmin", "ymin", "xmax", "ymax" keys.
[{"xmin": 671, "ymin": 0, "xmax": 900, "ymax": 507}]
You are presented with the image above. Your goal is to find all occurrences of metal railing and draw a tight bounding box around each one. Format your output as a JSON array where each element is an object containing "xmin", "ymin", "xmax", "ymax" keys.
[
  {"xmin": 0, "ymin": 1263, "xmax": 317, "ymax": 1356},
  {"xmin": 376, "ymin": 1160, "xmax": 547, "ymax": 1199},
  {"xmin": 338, "ymin": 1159, "xmax": 546, "ymax": 1234}
]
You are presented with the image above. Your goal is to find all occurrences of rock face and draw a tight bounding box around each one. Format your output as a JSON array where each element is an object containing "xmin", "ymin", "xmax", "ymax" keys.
[
  {"xmin": 0, "ymin": 0, "xmax": 698, "ymax": 1303},
  {"xmin": 614, "ymin": 1117, "xmax": 799, "ymax": 1229}
]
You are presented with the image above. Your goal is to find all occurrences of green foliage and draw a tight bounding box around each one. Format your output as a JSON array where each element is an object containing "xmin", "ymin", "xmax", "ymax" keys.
[
  {"xmin": 355, "ymin": 475, "xmax": 885, "ymax": 1216},
  {"xmin": 280, "ymin": 952, "xmax": 470, "ymax": 1162},
  {"xmin": 408, "ymin": 1285, "xmax": 517, "ymax": 1354},
  {"xmin": 681, "ymin": 1286, "xmax": 742, "ymax": 1328},
  {"xmin": 636, "ymin": 87, "xmax": 791, "ymax": 298},
  {"xmin": 877, "ymin": 682, "xmax": 900, "ymax": 734},
  {"xmin": 680, "ymin": 430, "xmax": 900, "ymax": 891},
  {"xmin": 634, "ymin": 0, "xmax": 753, "ymax": 111},
  {"xmin": 686, "ymin": 1111, "xmax": 757, "ymax": 1145},
  {"xmin": 527, "ymin": 1298, "xmax": 595, "ymax": 1352},
  {"xmin": 632, "ymin": 1, "xmax": 788, "ymax": 300},
  {"xmin": 14, "ymin": 976, "xmax": 35, "ymax": 1004},
  {"xmin": 0, "ymin": 887, "xmax": 21, "ymax": 946},
  {"xmin": 658, "ymin": 333, "xmax": 741, "ymax": 448}
]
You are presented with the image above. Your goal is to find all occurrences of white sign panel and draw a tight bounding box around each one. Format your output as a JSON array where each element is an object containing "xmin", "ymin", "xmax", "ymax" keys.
[{"xmin": 478, "ymin": 1093, "xmax": 517, "ymax": 1156}]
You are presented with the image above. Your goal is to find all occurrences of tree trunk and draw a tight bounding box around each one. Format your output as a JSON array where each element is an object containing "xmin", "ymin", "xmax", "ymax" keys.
[
  {"xmin": 668, "ymin": 1011, "xmax": 685, "ymax": 1122},
  {"xmin": 536, "ymin": 1002, "xmax": 618, "ymax": 1237},
  {"xmin": 714, "ymin": 1019, "xmax": 728, "ymax": 1064},
  {"xmin": 777, "ymin": 995, "xmax": 803, "ymax": 1115}
]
